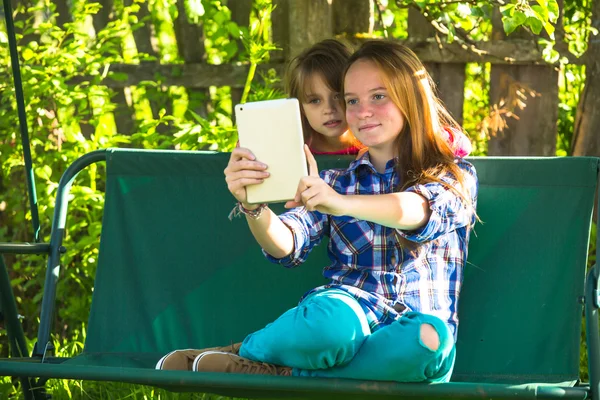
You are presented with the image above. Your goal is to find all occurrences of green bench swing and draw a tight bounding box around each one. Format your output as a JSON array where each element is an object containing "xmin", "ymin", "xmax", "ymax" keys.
[{"xmin": 0, "ymin": 149, "xmax": 599, "ymax": 400}]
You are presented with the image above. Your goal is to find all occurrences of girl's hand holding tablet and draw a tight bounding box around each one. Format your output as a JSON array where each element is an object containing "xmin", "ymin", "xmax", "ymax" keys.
[{"xmin": 224, "ymin": 147, "xmax": 269, "ymax": 208}]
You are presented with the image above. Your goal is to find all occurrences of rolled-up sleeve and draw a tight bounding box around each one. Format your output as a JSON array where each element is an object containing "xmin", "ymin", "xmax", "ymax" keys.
[
  {"xmin": 263, "ymin": 207, "xmax": 329, "ymax": 268},
  {"xmin": 397, "ymin": 160, "xmax": 478, "ymax": 243}
]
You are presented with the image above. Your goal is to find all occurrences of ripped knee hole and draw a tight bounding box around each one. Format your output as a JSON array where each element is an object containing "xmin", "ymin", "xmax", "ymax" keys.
[{"xmin": 419, "ymin": 323, "xmax": 440, "ymax": 351}]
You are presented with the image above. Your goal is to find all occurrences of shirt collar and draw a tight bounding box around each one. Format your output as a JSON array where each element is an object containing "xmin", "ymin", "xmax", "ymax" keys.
[{"xmin": 348, "ymin": 151, "xmax": 398, "ymax": 175}]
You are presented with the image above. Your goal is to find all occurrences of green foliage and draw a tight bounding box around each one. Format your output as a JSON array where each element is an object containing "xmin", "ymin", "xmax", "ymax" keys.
[
  {"xmin": 501, "ymin": 0, "xmax": 559, "ymax": 36},
  {"xmin": 0, "ymin": 0, "xmax": 280, "ymax": 396},
  {"xmin": 0, "ymin": 0, "xmax": 132, "ymax": 353},
  {"xmin": 393, "ymin": 0, "xmax": 492, "ymax": 41}
]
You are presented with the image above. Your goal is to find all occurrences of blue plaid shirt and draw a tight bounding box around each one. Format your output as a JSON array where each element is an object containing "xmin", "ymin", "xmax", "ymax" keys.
[{"xmin": 264, "ymin": 152, "xmax": 478, "ymax": 339}]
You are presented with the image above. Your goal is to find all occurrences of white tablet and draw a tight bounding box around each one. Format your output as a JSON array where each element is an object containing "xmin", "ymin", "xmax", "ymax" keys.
[{"xmin": 235, "ymin": 98, "xmax": 308, "ymax": 204}]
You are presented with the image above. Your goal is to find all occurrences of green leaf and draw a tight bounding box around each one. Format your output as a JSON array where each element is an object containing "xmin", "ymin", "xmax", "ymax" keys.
[
  {"xmin": 213, "ymin": 10, "xmax": 228, "ymax": 24},
  {"xmin": 500, "ymin": 3, "xmax": 515, "ymax": 16},
  {"xmin": 37, "ymin": 165, "xmax": 52, "ymax": 181},
  {"xmin": 21, "ymin": 48, "xmax": 35, "ymax": 61},
  {"xmin": 227, "ymin": 22, "xmax": 241, "ymax": 38},
  {"xmin": 514, "ymin": 11, "xmax": 527, "ymax": 25},
  {"xmin": 470, "ymin": 6, "xmax": 484, "ymax": 17},
  {"xmin": 224, "ymin": 41, "xmax": 238, "ymax": 59},
  {"xmin": 503, "ymin": 16, "xmax": 519, "ymax": 35},
  {"xmin": 531, "ymin": 5, "xmax": 549, "ymax": 21},
  {"xmin": 526, "ymin": 17, "xmax": 544, "ymax": 34}
]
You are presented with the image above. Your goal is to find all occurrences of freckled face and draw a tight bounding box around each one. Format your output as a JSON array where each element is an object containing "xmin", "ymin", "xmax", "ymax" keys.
[{"xmin": 344, "ymin": 60, "xmax": 405, "ymax": 153}]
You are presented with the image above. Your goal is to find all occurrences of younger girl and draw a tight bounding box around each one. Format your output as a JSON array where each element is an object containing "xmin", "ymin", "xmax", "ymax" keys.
[
  {"xmin": 285, "ymin": 39, "xmax": 363, "ymax": 155},
  {"xmin": 157, "ymin": 40, "xmax": 478, "ymax": 383}
]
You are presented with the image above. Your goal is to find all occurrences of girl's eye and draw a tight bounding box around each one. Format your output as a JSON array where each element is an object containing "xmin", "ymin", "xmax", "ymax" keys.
[
  {"xmin": 373, "ymin": 94, "xmax": 385, "ymax": 100},
  {"xmin": 346, "ymin": 98, "xmax": 358, "ymax": 105},
  {"xmin": 309, "ymin": 98, "xmax": 320, "ymax": 104}
]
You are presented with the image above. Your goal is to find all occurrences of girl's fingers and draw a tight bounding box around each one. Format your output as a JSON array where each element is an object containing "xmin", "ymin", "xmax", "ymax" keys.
[
  {"xmin": 228, "ymin": 178, "xmax": 265, "ymax": 195},
  {"xmin": 229, "ymin": 170, "xmax": 269, "ymax": 180},
  {"xmin": 300, "ymin": 185, "xmax": 320, "ymax": 205},
  {"xmin": 294, "ymin": 178, "xmax": 309, "ymax": 202},
  {"xmin": 304, "ymin": 192, "xmax": 324, "ymax": 212},
  {"xmin": 225, "ymin": 159, "xmax": 268, "ymax": 177},
  {"xmin": 226, "ymin": 171, "xmax": 270, "ymax": 190},
  {"xmin": 294, "ymin": 176, "xmax": 326, "ymax": 203},
  {"xmin": 232, "ymin": 147, "xmax": 256, "ymax": 161},
  {"xmin": 237, "ymin": 178, "xmax": 265, "ymax": 187},
  {"xmin": 304, "ymin": 144, "xmax": 319, "ymax": 177},
  {"xmin": 284, "ymin": 200, "xmax": 303, "ymax": 209}
]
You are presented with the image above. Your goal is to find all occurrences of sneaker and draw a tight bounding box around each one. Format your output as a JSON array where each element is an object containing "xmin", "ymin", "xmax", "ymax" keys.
[
  {"xmin": 155, "ymin": 343, "xmax": 242, "ymax": 371},
  {"xmin": 192, "ymin": 351, "xmax": 292, "ymax": 376}
]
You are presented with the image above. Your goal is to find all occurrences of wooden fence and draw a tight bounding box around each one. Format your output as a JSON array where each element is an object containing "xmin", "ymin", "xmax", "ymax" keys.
[{"xmin": 11, "ymin": 0, "xmax": 573, "ymax": 156}]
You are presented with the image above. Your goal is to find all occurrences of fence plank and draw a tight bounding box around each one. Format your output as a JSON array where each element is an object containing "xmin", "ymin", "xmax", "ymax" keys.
[
  {"xmin": 488, "ymin": 65, "xmax": 558, "ymax": 155},
  {"xmin": 572, "ymin": 0, "xmax": 600, "ymax": 156},
  {"xmin": 77, "ymin": 34, "xmax": 556, "ymax": 89},
  {"xmin": 83, "ymin": 63, "xmax": 285, "ymax": 88},
  {"xmin": 271, "ymin": 0, "xmax": 290, "ymax": 62},
  {"xmin": 287, "ymin": 0, "xmax": 333, "ymax": 58},
  {"xmin": 488, "ymin": 9, "xmax": 558, "ymax": 156},
  {"xmin": 408, "ymin": 8, "xmax": 465, "ymax": 125},
  {"xmin": 343, "ymin": 37, "xmax": 578, "ymax": 65},
  {"xmin": 333, "ymin": 0, "xmax": 373, "ymax": 36}
]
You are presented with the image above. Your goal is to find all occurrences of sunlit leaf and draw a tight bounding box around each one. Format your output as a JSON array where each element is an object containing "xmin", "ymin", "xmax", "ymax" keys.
[{"xmin": 526, "ymin": 16, "xmax": 544, "ymax": 34}]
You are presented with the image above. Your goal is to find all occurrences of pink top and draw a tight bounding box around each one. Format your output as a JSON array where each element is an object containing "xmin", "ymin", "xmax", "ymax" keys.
[
  {"xmin": 311, "ymin": 145, "xmax": 364, "ymax": 156},
  {"xmin": 443, "ymin": 127, "xmax": 472, "ymax": 158}
]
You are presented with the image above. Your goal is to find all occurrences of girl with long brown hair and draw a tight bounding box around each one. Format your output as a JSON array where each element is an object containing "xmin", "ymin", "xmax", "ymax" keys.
[{"xmin": 158, "ymin": 40, "xmax": 478, "ymax": 383}]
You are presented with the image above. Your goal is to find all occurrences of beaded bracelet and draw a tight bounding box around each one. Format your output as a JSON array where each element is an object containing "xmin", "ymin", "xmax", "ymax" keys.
[{"xmin": 228, "ymin": 202, "xmax": 268, "ymax": 221}]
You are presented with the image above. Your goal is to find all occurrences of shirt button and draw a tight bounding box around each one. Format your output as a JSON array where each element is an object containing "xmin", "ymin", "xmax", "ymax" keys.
[{"xmin": 391, "ymin": 255, "xmax": 397, "ymax": 264}]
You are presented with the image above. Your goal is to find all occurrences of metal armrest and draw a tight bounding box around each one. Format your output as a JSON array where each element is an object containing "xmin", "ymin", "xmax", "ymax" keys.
[{"xmin": 0, "ymin": 243, "xmax": 52, "ymax": 255}]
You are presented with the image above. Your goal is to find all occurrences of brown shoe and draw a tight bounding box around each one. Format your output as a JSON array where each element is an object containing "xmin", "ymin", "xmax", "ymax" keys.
[
  {"xmin": 155, "ymin": 349, "xmax": 201, "ymax": 370},
  {"xmin": 192, "ymin": 351, "xmax": 292, "ymax": 376},
  {"xmin": 155, "ymin": 343, "xmax": 242, "ymax": 371}
]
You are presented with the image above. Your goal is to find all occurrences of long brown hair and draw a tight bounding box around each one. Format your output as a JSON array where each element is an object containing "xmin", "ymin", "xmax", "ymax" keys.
[
  {"xmin": 343, "ymin": 40, "xmax": 475, "ymax": 215},
  {"xmin": 285, "ymin": 39, "xmax": 360, "ymax": 147}
]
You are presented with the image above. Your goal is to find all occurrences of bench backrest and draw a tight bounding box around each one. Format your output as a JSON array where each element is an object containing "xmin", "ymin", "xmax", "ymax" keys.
[{"xmin": 85, "ymin": 149, "xmax": 598, "ymax": 384}]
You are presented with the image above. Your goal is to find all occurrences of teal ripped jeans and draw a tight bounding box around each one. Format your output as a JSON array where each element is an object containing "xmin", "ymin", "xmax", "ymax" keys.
[{"xmin": 239, "ymin": 288, "xmax": 456, "ymax": 382}]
